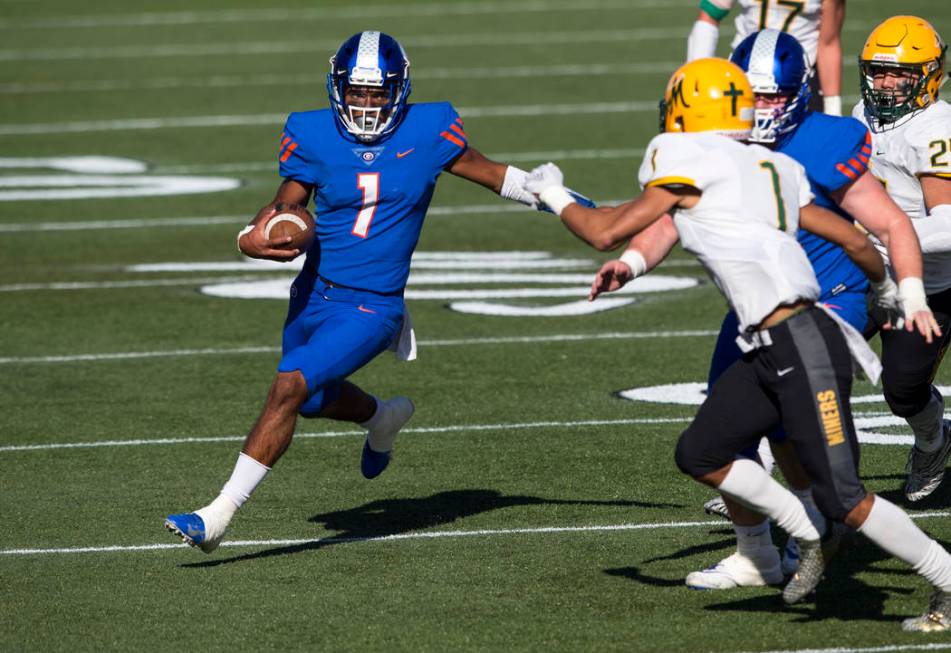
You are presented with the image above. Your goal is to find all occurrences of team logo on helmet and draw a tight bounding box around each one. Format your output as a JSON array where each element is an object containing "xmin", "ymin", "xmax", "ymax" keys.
[
  {"xmin": 730, "ymin": 29, "xmax": 812, "ymax": 144},
  {"xmin": 659, "ymin": 58, "xmax": 753, "ymax": 138},
  {"xmin": 327, "ymin": 31, "xmax": 412, "ymax": 142}
]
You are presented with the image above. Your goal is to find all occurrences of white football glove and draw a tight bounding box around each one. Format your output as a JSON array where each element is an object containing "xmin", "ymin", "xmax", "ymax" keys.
[
  {"xmin": 870, "ymin": 276, "xmax": 903, "ymax": 328},
  {"xmin": 524, "ymin": 163, "xmax": 575, "ymax": 215}
]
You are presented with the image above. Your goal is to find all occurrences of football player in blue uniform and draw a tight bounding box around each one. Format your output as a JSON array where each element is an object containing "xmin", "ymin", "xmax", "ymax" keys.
[
  {"xmin": 163, "ymin": 30, "xmax": 590, "ymax": 554},
  {"xmin": 588, "ymin": 30, "xmax": 936, "ymax": 589}
]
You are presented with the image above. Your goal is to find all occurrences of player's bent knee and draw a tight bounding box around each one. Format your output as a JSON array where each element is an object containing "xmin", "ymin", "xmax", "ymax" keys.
[
  {"xmin": 267, "ymin": 371, "xmax": 309, "ymax": 411},
  {"xmin": 882, "ymin": 383, "xmax": 931, "ymax": 418},
  {"xmin": 675, "ymin": 429, "xmax": 718, "ymax": 477}
]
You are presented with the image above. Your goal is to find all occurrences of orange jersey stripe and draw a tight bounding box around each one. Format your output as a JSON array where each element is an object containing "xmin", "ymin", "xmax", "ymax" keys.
[
  {"xmin": 848, "ymin": 157, "xmax": 866, "ymax": 173},
  {"xmin": 440, "ymin": 131, "xmax": 466, "ymax": 148},
  {"xmin": 449, "ymin": 123, "xmax": 466, "ymax": 138},
  {"xmin": 836, "ymin": 162, "xmax": 857, "ymax": 179},
  {"xmin": 281, "ymin": 136, "xmax": 291, "ymax": 148},
  {"xmin": 279, "ymin": 141, "xmax": 298, "ymax": 162},
  {"xmin": 857, "ymin": 153, "xmax": 869, "ymax": 164}
]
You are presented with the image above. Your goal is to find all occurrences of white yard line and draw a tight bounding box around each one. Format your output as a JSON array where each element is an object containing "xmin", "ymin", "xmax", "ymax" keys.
[
  {"xmin": 735, "ymin": 645, "xmax": 951, "ymax": 653},
  {"xmin": 0, "ymin": 412, "xmax": 901, "ymax": 453},
  {"xmin": 0, "ymin": 28, "xmax": 689, "ymax": 63},
  {"xmin": 2, "ymin": 512, "xmax": 947, "ymax": 557},
  {"xmin": 0, "ymin": 0, "xmax": 692, "ymax": 30},
  {"xmin": 0, "ymin": 331, "xmax": 719, "ymax": 365},
  {"xmin": 0, "ymin": 102, "xmax": 658, "ymax": 136},
  {"xmin": 0, "ymin": 64, "xmax": 678, "ymax": 95}
]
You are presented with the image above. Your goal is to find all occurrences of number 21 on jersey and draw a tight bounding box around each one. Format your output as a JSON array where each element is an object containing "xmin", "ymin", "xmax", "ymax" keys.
[{"xmin": 353, "ymin": 173, "xmax": 379, "ymax": 238}]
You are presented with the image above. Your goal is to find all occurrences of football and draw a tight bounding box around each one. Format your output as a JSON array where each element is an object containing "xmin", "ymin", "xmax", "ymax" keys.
[{"xmin": 263, "ymin": 202, "xmax": 315, "ymax": 251}]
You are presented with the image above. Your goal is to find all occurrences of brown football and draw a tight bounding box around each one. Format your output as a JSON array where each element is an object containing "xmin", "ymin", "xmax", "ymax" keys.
[{"xmin": 264, "ymin": 202, "xmax": 315, "ymax": 251}]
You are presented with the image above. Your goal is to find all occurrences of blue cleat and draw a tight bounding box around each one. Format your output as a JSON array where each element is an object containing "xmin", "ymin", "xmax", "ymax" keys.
[
  {"xmin": 164, "ymin": 512, "xmax": 224, "ymax": 554},
  {"xmin": 361, "ymin": 440, "xmax": 392, "ymax": 479}
]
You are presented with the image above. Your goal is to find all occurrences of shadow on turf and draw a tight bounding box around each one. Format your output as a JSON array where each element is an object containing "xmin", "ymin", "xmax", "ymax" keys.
[
  {"xmin": 607, "ymin": 530, "xmax": 951, "ymax": 624},
  {"xmin": 181, "ymin": 489, "xmax": 678, "ymax": 569}
]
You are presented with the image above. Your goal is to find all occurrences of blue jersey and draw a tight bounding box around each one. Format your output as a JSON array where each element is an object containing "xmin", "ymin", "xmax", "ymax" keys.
[
  {"xmin": 779, "ymin": 111, "xmax": 872, "ymax": 299},
  {"xmin": 278, "ymin": 102, "xmax": 468, "ymax": 295}
]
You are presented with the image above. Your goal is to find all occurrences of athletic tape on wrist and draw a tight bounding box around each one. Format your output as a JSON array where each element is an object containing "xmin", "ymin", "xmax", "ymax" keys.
[
  {"xmin": 619, "ymin": 250, "xmax": 647, "ymax": 278},
  {"xmin": 899, "ymin": 277, "xmax": 929, "ymax": 315},
  {"xmin": 539, "ymin": 186, "xmax": 576, "ymax": 216}
]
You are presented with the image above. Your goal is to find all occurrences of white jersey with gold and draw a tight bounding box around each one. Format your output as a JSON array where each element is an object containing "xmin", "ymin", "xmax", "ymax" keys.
[
  {"xmin": 638, "ymin": 132, "xmax": 818, "ymax": 331},
  {"xmin": 852, "ymin": 99, "xmax": 951, "ymax": 294},
  {"xmin": 706, "ymin": 0, "xmax": 823, "ymax": 64}
]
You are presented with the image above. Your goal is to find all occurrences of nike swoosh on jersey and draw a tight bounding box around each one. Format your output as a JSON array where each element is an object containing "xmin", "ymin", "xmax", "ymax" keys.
[
  {"xmin": 777, "ymin": 367, "xmax": 795, "ymax": 377},
  {"xmin": 357, "ymin": 305, "xmax": 377, "ymax": 314},
  {"xmin": 396, "ymin": 148, "xmax": 415, "ymax": 158}
]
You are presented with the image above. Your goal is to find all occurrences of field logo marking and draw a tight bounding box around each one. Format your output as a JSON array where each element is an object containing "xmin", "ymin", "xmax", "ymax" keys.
[
  {"xmin": 618, "ymin": 382, "xmax": 951, "ymax": 445},
  {"xmin": 186, "ymin": 251, "xmax": 700, "ymax": 317},
  {"xmin": 0, "ymin": 156, "xmax": 240, "ymax": 201}
]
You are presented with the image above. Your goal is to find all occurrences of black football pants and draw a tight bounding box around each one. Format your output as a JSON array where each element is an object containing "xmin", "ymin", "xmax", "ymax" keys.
[{"xmin": 675, "ymin": 307, "xmax": 867, "ymax": 520}]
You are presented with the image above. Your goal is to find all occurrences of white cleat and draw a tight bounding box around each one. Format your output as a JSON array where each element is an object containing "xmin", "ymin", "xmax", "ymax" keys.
[
  {"xmin": 686, "ymin": 549, "xmax": 783, "ymax": 589},
  {"xmin": 163, "ymin": 507, "xmax": 230, "ymax": 554}
]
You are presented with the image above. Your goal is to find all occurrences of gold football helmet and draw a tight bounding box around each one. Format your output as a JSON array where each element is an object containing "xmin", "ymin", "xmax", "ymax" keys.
[
  {"xmin": 860, "ymin": 16, "xmax": 947, "ymax": 125},
  {"xmin": 659, "ymin": 58, "xmax": 754, "ymax": 138}
]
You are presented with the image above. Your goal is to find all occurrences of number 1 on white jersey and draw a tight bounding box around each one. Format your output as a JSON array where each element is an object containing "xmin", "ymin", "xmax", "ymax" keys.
[{"xmin": 353, "ymin": 173, "xmax": 379, "ymax": 238}]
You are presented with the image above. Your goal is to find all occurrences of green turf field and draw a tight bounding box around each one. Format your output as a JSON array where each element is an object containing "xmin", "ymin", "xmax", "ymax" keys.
[{"xmin": 2, "ymin": 1, "xmax": 951, "ymax": 651}]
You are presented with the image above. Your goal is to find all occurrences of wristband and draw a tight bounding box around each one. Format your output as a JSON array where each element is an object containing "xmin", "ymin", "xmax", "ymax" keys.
[
  {"xmin": 619, "ymin": 250, "xmax": 647, "ymax": 278},
  {"xmin": 538, "ymin": 185, "xmax": 576, "ymax": 216},
  {"xmin": 899, "ymin": 277, "xmax": 929, "ymax": 315},
  {"xmin": 237, "ymin": 224, "xmax": 255, "ymax": 252},
  {"xmin": 822, "ymin": 95, "xmax": 842, "ymax": 116}
]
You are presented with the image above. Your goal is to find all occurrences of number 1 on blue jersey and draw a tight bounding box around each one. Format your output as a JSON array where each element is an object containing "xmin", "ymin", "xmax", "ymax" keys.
[{"xmin": 353, "ymin": 173, "xmax": 380, "ymax": 238}]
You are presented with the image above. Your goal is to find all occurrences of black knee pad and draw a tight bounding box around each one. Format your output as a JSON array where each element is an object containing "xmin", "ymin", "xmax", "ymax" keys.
[
  {"xmin": 882, "ymin": 373, "xmax": 933, "ymax": 417},
  {"xmin": 674, "ymin": 428, "xmax": 723, "ymax": 477}
]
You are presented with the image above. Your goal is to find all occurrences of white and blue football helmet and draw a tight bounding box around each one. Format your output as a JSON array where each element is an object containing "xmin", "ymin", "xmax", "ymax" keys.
[
  {"xmin": 327, "ymin": 31, "xmax": 412, "ymax": 142},
  {"xmin": 730, "ymin": 29, "xmax": 811, "ymax": 144}
]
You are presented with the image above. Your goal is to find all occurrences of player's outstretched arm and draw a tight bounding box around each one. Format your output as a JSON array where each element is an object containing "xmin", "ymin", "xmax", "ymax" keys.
[
  {"xmin": 523, "ymin": 162, "xmax": 681, "ymax": 251},
  {"xmin": 834, "ymin": 170, "xmax": 924, "ymax": 281},
  {"xmin": 589, "ymin": 216, "xmax": 679, "ymax": 301},
  {"xmin": 448, "ymin": 146, "xmax": 595, "ymax": 211},
  {"xmin": 238, "ymin": 179, "xmax": 314, "ymax": 261},
  {"xmin": 816, "ymin": 0, "xmax": 845, "ymax": 115}
]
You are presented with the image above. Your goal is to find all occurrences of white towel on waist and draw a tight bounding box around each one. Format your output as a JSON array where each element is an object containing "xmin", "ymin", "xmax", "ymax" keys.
[
  {"xmin": 817, "ymin": 302, "xmax": 881, "ymax": 385},
  {"xmin": 389, "ymin": 306, "xmax": 417, "ymax": 361}
]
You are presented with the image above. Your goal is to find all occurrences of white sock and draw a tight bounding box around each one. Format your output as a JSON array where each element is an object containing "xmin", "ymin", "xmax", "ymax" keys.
[
  {"xmin": 734, "ymin": 519, "xmax": 773, "ymax": 555},
  {"xmin": 220, "ymin": 452, "xmax": 271, "ymax": 508},
  {"xmin": 908, "ymin": 390, "xmax": 945, "ymax": 452},
  {"xmin": 858, "ymin": 495, "xmax": 951, "ymax": 592},
  {"xmin": 195, "ymin": 494, "xmax": 238, "ymax": 533},
  {"xmin": 718, "ymin": 459, "xmax": 822, "ymax": 543},
  {"xmin": 756, "ymin": 438, "xmax": 776, "ymax": 476},
  {"xmin": 791, "ymin": 486, "xmax": 825, "ymax": 534},
  {"xmin": 360, "ymin": 396, "xmax": 395, "ymax": 452},
  {"xmin": 360, "ymin": 395, "xmax": 384, "ymax": 431}
]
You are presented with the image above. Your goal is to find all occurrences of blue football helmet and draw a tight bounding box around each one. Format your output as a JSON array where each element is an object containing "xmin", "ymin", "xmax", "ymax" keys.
[
  {"xmin": 327, "ymin": 31, "xmax": 412, "ymax": 142},
  {"xmin": 730, "ymin": 29, "xmax": 811, "ymax": 144}
]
